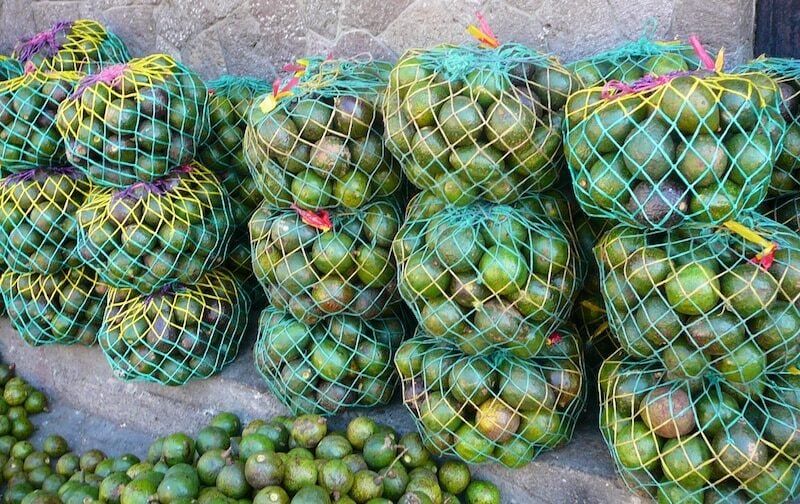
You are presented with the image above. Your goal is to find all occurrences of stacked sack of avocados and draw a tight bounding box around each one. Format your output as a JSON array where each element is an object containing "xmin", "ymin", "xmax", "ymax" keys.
[
  {"xmin": 246, "ymin": 57, "xmax": 410, "ymax": 415},
  {"xmin": 564, "ymin": 33, "xmax": 708, "ymax": 372},
  {"xmin": 0, "ymin": 20, "xmax": 132, "ymax": 347},
  {"xmin": 196, "ymin": 76, "xmax": 273, "ymax": 305},
  {"xmin": 34, "ymin": 24, "xmax": 251, "ymax": 385},
  {"xmin": 565, "ymin": 37, "xmax": 800, "ymax": 502},
  {"xmin": 386, "ymin": 19, "xmax": 587, "ymax": 469}
]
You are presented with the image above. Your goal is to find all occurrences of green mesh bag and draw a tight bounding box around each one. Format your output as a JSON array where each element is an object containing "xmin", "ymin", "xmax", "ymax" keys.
[
  {"xmin": 761, "ymin": 194, "xmax": 800, "ymax": 233},
  {"xmin": 198, "ymin": 75, "xmax": 271, "ymax": 174},
  {"xmin": 737, "ymin": 57, "xmax": 800, "ymax": 194},
  {"xmin": 395, "ymin": 326, "xmax": 585, "ymax": 468},
  {"xmin": 1, "ymin": 265, "xmax": 106, "ymax": 346},
  {"xmin": 0, "ymin": 167, "xmax": 90, "ymax": 275},
  {"xmin": 0, "ymin": 69, "xmax": 82, "ymax": 168},
  {"xmin": 394, "ymin": 194, "xmax": 578, "ymax": 356},
  {"xmin": 565, "ymin": 45, "xmax": 786, "ymax": 230},
  {"xmin": 599, "ymin": 350, "xmax": 800, "ymax": 503},
  {"xmin": 0, "ymin": 56, "xmax": 23, "ymax": 82},
  {"xmin": 249, "ymin": 198, "xmax": 402, "ymax": 321},
  {"xmin": 567, "ymin": 25, "xmax": 701, "ymax": 88},
  {"xmin": 57, "ymin": 54, "xmax": 210, "ymax": 187},
  {"xmin": 254, "ymin": 304, "xmax": 408, "ymax": 415},
  {"xmin": 244, "ymin": 57, "xmax": 402, "ymax": 210},
  {"xmin": 76, "ymin": 163, "xmax": 232, "ymax": 294},
  {"xmin": 224, "ymin": 236, "xmax": 267, "ymax": 307},
  {"xmin": 13, "ymin": 19, "xmax": 129, "ymax": 73},
  {"xmin": 595, "ymin": 215, "xmax": 800, "ymax": 386},
  {"xmin": 382, "ymin": 42, "xmax": 575, "ymax": 205},
  {"xmin": 99, "ymin": 267, "xmax": 250, "ymax": 386}
]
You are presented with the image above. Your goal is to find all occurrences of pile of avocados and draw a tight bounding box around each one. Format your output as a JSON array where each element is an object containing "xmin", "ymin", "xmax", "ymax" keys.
[
  {"xmin": 382, "ymin": 45, "xmax": 571, "ymax": 204},
  {"xmin": 0, "ymin": 71, "xmax": 80, "ymax": 168},
  {"xmin": 12, "ymin": 19, "xmax": 130, "ymax": 74},
  {"xmin": 595, "ymin": 219, "xmax": 800, "ymax": 386},
  {"xmin": 250, "ymin": 199, "xmax": 401, "ymax": 322},
  {"xmin": 600, "ymin": 353, "xmax": 800, "ymax": 504},
  {"xmin": 394, "ymin": 193, "xmax": 577, "ymax": 355},
  {"xmin": 56, "ymin": 54, "xmax": 210, "ymax": 187},
  {"xmin": 739, "ymin": 58, "xmax": 800, "ymax": 194},
  {"xmin": 243, "ymin": 61, "xmax": 402, "ymax": 210},
  {"xmin": 75, "ymin": 163, "xmax": 232, "ymax": 294},
  {"xmin": 0, "ymin": 265, "xmax": 105, "ymax": 346},
  {"xmin": 198, "ymin": 77, "xmax": 269, "ymax": 227},
  {"xmin": 566, "ymin": 71, "xmax": 785, "ymax": 228},
  {"xmin": 395, "ymin": 328, "xmax": 585, "ymax": 468},
  {"xmin": 8, "ymin": 411, "xmax": 500, "ymax": 504},
  {"xmin": 254, "ymin": 305, "xmax": 407, "ymax": 415},
  {"xmin": 98, "ymin": 268, "xmax": 250, "ymax": 386}
]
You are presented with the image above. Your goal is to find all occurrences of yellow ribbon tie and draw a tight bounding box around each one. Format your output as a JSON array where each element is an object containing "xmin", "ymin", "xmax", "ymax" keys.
[
  {"xmin": 467, "ymin": 11, "xmax": 499, "ymax": 49},
  {"xmin": 723, "ymin": 220, "xmax": 779, "ymax": 269}
]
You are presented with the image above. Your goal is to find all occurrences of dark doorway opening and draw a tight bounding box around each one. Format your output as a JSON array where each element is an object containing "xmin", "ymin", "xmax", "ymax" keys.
[{"xmin": 755, "ymin": 0, "xmax": 800, "ymax": 57}]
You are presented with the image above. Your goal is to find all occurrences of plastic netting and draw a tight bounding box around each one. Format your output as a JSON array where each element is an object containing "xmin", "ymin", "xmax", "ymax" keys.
[
  {"xmin": 0, "ymin": 55, "xmax": 23, "ymax": 82},
  {"xmin": 761, "ymin": 194, "xmax": 800, "ymax": 233},
  {"xmin": 1, "ymin": 265, "xmax": 106, "ymax": 346},
  {"xmin": 396, "ymin": 326, "xmax": 585, "ymax": 468},
  {"xmin": 244, "ymin": 57, "xmax": 402, "ymax": 210},
  {"xmin": 382, "ymin": 43, "xmax": 573, "ymax": 205},
  {"xmin": 394, "ymin": 195, "xmax": 578, "ymax": 356},
  {"xmin": 566, "ymin": 24, "xmax": 701, "ymax": 88},
  {"xmin": 737, "ymin": 57, "xmax": 800, "ymax": 195},
  {"xmin": 13, "ymin": 19, "xmax": 129, "ymax": 73},
  {"xmin": 198, "ymin": 75, "xmax": 271, "ymax": 174},
  {"xmin": 76, "ymin": 163, "xmax": 232, "ymax": 294},
  {"xmin": 99, "ymin": 267, "xmax": 250, "ymax": 386},
  {"xmin": 0, "ymin": 69, "xmax": 82, "ymax": 168},
  {"xmin": 254, "ymin": 304, "xmax": 408, "ymax": 415},
  {"xmin": 56, "ymin": 54, "xmax": 210, "ymax": 187},
  {"xmin": 219, "ymin": 168, "xmax": 263, "ymax": 227},
  {"xmin": 249, "ymin": 198, "xmax": 402, "ymax": 321},
  {"xmin": 0, "ymin": 167, "xmax": 91, "ymax": 274},
  {"xmin": 600, "ymin": 349, "xmax": 800, "ymax": 503},
  {"xmin": 595, "ymin": 215, "xmax": 800, "ymax": 385},
  {"xmin": 565, "ymin": 61, "xmax": 786, "ymax": 229}
]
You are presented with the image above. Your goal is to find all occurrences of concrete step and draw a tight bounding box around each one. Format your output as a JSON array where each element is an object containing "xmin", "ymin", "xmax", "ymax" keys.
[{"xmin": 0, "ymin": 318, "xmax": 646, "ymax": 504}]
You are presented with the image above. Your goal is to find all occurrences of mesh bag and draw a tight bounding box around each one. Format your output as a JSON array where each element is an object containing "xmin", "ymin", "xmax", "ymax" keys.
[
  {"xmin": 565, "ymin": 42, "xmax": 786, "ymax": 230},
  {"xmin": 57, "ymin": 54, "xmax": 210, "ymax": 187},
  {"xmin": 254, "ymin": 304, "xmax": 408, "ymax": 415},
  {"xmin": 249, "ymin": 198, "xmax": 402, "ymax": 322},
  {"xmin": 0, "ymin": 56, "xmax": 23, "ymax": 82},
  {"xmin": 76, "ymin": 163, "xmax": 232, "ymax": 294},
  {"xmin": 13, "ymin": 19, "xmax": 129, "ymax": 73},
  {"xmin": 0, "ymin": 69, "xmax": 82, "ymax": 168},
  {"xmin": 567, "ymin": 25, "xmax": 701, "ymax": 88},
  {"xmin": 198, "ymin": 76, "xmax": 271, "ymax": 174},
  {"xmin": 395, "ymin": 196, "xmax": 578, "ymax": 356},
  {"xmin": 761, "ymin": 194, "xmax": 800, "ymax": 233},
  {"xmin": 244, "ymin": 57, "xmax": 402, "ymax": 210},
  {"xmin": 223, "ymin": 235, "xmax": 267, "ymax": 307},
  {"xmin": 0, "ymin": 265, "xmax": 106, "ymax": 346},
  {"xmin": 737, "ymin": 57, "xmax": 800, "ymax": 195},
  {"xmin": 99, "ymin": 267, "xmax": 250, "ymax": 386},
  {"xmin": 595, "ymin": 215, "xmax": 800, "ymax": 385},
  {"xmin": 396, "ymin": 326, "xmax": 585, "ymax": 468},
  {"xmin": 0, "ymin": 167, "xmax": 91, "ymax": 274},
  {"xmin": 382, "ymin": 41, "xmax": 574, "ymax": 205},
  {"xmin": 600, "ymin": 350, "xmax": 800, "ymax": 503}
]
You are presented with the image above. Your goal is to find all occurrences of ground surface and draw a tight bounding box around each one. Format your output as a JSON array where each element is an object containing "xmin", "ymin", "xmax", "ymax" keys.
[{"xmin": 0, "ymin": 318, "xmax": 647, "ymax": 503}]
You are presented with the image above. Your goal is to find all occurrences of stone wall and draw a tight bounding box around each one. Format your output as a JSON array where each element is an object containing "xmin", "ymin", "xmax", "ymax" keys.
[{"xmin": 0, "ymin": 0, "xmax": 755, "ymax": 81}]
